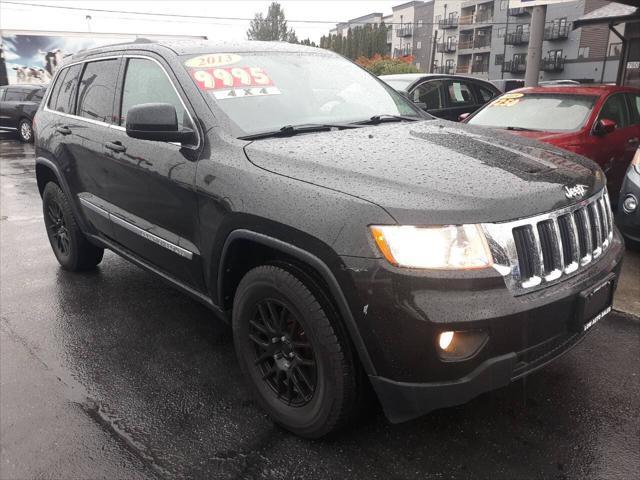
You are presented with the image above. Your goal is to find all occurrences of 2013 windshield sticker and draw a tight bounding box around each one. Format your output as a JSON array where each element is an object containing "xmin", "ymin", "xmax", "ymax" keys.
[
  {"xmin": 184, "ymin": 54, "xmax": 242, "ymax": 68},
  {"xmin": 189, "ymin": 66, "xmax": 280, "ymax": 99}
]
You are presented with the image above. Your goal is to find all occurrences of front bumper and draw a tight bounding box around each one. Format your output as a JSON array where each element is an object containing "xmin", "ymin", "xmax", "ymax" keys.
[
  {"xmin": 340, "ymin": 229, "xmax": 624, "ymax": 423},
  {"xmin": 617, "ymin": 165, "xmax": 640, "ymax": 245}
]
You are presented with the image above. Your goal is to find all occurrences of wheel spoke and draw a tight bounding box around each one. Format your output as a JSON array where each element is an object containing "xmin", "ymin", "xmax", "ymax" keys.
[
  {"xmin": 261, "ymin": 365, "xmax": 277, "ymax": 380},
  {"xmin": 293, "ymin": 365, "xmax": 314, "ymax": 393},
  {"xmin": 266, "ymin": 301, "xmax": 280, "ymax": 331},
  {"xmin": 253, "ymin": 350, "xmax": 272, "ymax": 366},
  {"xmin": 249, "ymin": 333, "xmax": 269, "ymax": 349},
  {"xmin": 289, "ymin": 371, "xmax": 308, "ymax": 400},
  {"xmin": 297, "ymin": 357, "xmax": 316, "ymax": 367},
  {"xmin": 249, "ymin": 319, "xmax": 268, "ymax": 335},
  {"xmin": 286, "ymin": 376, "xmax": 293, "ymax": 405},
  {"xmin": 291, "ymin": 341, "xmax": 312, "ymax": 349},
  {"xmin": 257, "ymin": 304, "xmax": 276, "ymax": 332},
  {"xmin": 279, "ymin": 306, "xmax": 289, "ymax": 332}
]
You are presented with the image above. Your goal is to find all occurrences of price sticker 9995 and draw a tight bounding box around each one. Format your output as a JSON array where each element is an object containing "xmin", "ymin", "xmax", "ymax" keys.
[{"xmin": 190, "ymin": 67, "xmax": 273, "ymax": 91}]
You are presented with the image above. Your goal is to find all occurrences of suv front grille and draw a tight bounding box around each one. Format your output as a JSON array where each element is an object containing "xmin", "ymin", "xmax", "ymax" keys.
[{"xmin": 483, "ymin": 189, "xmax": 613, "ymax": 294}]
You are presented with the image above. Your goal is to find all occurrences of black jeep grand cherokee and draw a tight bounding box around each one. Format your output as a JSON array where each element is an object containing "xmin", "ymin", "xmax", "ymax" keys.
[{"xmin": 34, "ymin": 40, "xmax": 623, "ymax": 438}]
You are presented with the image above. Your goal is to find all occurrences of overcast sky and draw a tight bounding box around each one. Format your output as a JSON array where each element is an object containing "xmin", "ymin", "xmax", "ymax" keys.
[{"xmin": 0, "ymin": 0, "xmax": 401, "ymax": 43}]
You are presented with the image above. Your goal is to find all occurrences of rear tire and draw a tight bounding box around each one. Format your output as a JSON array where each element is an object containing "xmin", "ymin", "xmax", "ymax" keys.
[
  {"xmin": 42, "ymin": 182, "xmax": 104, "ymax": 271},
  {"xmin": 17, "ymin": 118, "xmax": 33, "ymax": 143},
  {"xmin": 232, "ymin": 265, "xmax": 361, "ymax": 438}
]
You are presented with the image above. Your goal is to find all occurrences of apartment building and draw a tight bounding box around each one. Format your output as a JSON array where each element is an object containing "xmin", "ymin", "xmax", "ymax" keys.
[
  {"xmin": 433, "ymin": 0, "xmax": 464, "ymax": 74},
  {"xmin": 329, "ymin": 12, "xmax": 385, "ymax": 37},
  {"xmin": 454, "ymin": 0, "xmax": 619, "ymax": 82}
]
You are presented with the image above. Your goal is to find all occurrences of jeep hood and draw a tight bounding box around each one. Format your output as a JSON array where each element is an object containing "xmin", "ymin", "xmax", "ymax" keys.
[{"xmin": 243, "ymin": 120, "xmax": 605, "ymax": 225}]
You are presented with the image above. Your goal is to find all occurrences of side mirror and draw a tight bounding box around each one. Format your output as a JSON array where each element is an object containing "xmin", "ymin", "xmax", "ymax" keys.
[
  {"xmin": 458, "ymin": 112, "xmax": 471, "ymax": 122},
  {"xmin": 593, "ymin": 118, "xmax": 616, "ymax": 136},
  {"xmin": 126, "ymin": 103, "xmax": 195, "ymax": 143}
]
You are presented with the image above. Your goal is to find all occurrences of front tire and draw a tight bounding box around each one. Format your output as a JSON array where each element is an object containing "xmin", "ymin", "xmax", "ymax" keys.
[
  {"xmin": 42, "ymin": 182, "xmax": 104, "ymax": 271},
  {"xmin": 17, "ymin": 118, "xmax": 33, "ymax": 143},
  {"xmin": 232, "ymin": 265, "xmax": 361, "ymax": 438}
]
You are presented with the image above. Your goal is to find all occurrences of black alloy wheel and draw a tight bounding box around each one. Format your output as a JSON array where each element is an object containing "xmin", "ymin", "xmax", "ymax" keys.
[
  {"xmin": 249, "ymin": 298, "xmax": 317, "ymax": 407},
  {"xmin": 45, "ymin": 200, "xmax": 71, "ymax": 257}
]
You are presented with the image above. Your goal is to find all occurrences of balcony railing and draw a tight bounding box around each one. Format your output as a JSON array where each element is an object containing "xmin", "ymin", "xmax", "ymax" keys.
[
  {"xmin": 475, "ymin": 11, "xmax": 493, "ymax": 24},
  {"xmin": 474, "ymin": 35, "xmax": 492, "ymax": 49},
  {"xmin": 471, "ymin": 62, "xmax": 489, "ymax": 73},
  {"xmin": 433, "ymin": 65, "xmax": 456, "ymax": 74},
  {"xmin": 544, "ymin": 24, "xmax": 570, "ymax": 41},
  {"xmin": 504, "ymin": 31, "xmax": 530, "ymax": 45},
  {"xmin": 459, "ymin": 14, "xmax": 474, "ymax": 26},
  {"xmin": 439, "ymin": 17, "xmax": 458, "ymax": 29},
  {"xmin": 393, "ymin": 47, "xmax": 412, "ymax": 58},
  {"xmin": 436, "ymin": 42, "xmax": 457, "ymax": 53},
  {"xmin": 456, "ymin": 64, "xmax": 470, "ymax": 74},
  {"xmin": 396, "ymin": 25, "xmax": 413, "ymax": 37},
  {"xmin": 541, "ymin": 57, "xmax": 565, "ymax": 72},
  {"xmin": 508, "ymin": 8, "xmax": 529, "ymax": 16},
  {"xmin": 501, "ymin": 60, "xmax": 526, "ymax": 74},
  {"xmin": 458, "ymin": 38, "xmax": 474, "ymax": 50}
]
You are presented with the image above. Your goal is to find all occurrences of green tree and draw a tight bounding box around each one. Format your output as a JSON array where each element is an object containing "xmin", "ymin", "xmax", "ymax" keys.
[{"xmin": 247, "ymin": 2, "xmax": 298, "ymax": 42}]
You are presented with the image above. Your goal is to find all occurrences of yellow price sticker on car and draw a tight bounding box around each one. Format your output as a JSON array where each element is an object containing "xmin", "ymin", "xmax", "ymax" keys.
[
  {"xmin": 184, "ymin": 53, "xmax": 242, "ymax": 68},
  {"xmin": 491, "ymin": 93, "xmax": 523, "ymax": 107}
]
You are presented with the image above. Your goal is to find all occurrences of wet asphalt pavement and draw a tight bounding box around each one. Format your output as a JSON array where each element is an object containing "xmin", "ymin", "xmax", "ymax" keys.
[{"xmin": 1, "ymin": 134, "xmax": 639, "ymax": 480}]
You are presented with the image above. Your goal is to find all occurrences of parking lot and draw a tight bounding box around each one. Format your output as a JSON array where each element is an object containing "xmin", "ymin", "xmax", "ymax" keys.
[{"xmin": 1, "ymin": 134, "xmax": 639, "ymax": 479}]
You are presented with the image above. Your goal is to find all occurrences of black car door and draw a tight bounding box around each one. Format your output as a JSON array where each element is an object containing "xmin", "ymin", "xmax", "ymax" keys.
[
  {"xmin": 408, "ymin": 79, "xmax": 448, "ymax": 118},
  {"xmin": 1, "ymin": 87, "xmax": 26, "ymax": 128},
  {"xmin": 101, "ymin": 55, "xmax": 204, "ymax": 289},
  {"xmin": 0, "ymin": 86, "xmax": 8, "ymax": 128},
  {"xmin": 441, "ymin": 79, "xmax": 477, "ymax": 121}
]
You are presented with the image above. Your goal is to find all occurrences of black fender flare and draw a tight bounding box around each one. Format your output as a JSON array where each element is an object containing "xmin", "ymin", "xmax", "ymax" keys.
[
  {"xmin": 218, "ymin": 229, "xmax": 376, "ymax": 376},
  {"xmin": 35, "ymin": 156, "xmax": 91, "ymax": 233}
]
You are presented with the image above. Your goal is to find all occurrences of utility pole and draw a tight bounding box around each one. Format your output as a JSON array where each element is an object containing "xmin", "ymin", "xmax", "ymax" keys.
[{"xmin": 524, "ymin": 5, "xmax": 546, "ymax": 87}]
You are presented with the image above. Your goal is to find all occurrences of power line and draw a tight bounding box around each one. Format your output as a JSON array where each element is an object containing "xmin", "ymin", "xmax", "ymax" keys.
[{"xmin": 0, "ymin": 1, "xmax": 562, "ymax": 27}]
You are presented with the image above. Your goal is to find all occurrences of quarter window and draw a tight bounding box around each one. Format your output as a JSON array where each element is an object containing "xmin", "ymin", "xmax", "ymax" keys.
[
  {"xmin": 626, "ymin": 93, "xmax": 640, "ymax": 125},
  {"xmin": 477, "ymin": 85, "xmax": 496, "ymax": 103},
  {"xmin": 598, "ymin": 94, "xmax": 629, "ymax": 129},
  {"xmin": 0, "ymin": 87, "xmax": 6, "ymax": 100},
  {"xmin": 77, "ymin": 59, "xmax": 120, "ymax": 124},
  {"xmin": 120, "ymin": 58, "xmax": 188, "ymax": 128},
  {"xmin": 53, "ymin": 64, "xmax": 82, "ymax": 114}
]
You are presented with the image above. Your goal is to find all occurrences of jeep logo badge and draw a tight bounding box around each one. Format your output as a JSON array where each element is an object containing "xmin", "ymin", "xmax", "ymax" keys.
[{"xmin": 564, "ymin": 184, "xmax": 588, "ymax": 200}]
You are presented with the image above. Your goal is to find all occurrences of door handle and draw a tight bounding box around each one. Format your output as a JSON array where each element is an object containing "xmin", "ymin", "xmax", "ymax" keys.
[
  {"xmin": 105, "ymin": 141, "xmax": 126, "ymax": 153},
  {"xmin": 56, "ymin": 125, "xmax": 71, "ymax": 135},
  {"xmin": 628, "ymin": 137, "xmax": 639, "ymax": 144}
]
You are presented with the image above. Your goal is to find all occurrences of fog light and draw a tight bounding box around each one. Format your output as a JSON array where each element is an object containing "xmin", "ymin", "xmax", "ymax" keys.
[
  {"xmin": 622, "ymin": 194, "xmax": 638, "ymax": 214},
  {"xmin": 437, "ymin": 329, "xmax": 489, "ymax": 361},
  {"xmin": 439, "ymin": 331, "xmax": 455, "ymax": 350}
]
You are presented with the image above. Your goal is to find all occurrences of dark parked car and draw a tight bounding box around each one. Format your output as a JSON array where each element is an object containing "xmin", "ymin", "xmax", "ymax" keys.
[
  {"xmin": 35, "ymin": 40, "xmax": 623, "ymax": 438},
  {"xmin": 617, "ymin": 148, "xmax": 640, "ymax": 249},
  {"xmin": 379, "ymin": 73, "xmax": 501, "ymax": 121},
  {"xmin": 0, "ymin": 84, "xmax": 47, "ymax": 142},
  {"xmin": 463, "ymin": 85, "xmax": 640, "ymax": 199}
]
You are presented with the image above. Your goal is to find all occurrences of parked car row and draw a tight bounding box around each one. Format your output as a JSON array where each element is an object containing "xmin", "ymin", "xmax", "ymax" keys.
[{"xmin": 0, "ymin": 83, "xmax": 47, "ymax": 142}]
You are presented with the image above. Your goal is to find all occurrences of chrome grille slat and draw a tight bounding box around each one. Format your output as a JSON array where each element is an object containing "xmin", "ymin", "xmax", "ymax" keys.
[{"xmin": 482, "ymin": 189, "xmax": 614, "ymax": 295}]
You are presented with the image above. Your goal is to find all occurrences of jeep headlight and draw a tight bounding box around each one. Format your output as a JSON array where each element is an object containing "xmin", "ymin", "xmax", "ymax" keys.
[{"xmin": 370, "ymin": 225, "xmax": 493, "ymax": 270}]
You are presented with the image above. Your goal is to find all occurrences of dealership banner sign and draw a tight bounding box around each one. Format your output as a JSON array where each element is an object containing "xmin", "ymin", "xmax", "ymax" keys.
[
  {"xmin": 509, "ymin": 0, "xmax": 576, "ymax": 7},
  {"xmin": 0, "ymin": 33, "xmax": 117, "ymax": 85}
]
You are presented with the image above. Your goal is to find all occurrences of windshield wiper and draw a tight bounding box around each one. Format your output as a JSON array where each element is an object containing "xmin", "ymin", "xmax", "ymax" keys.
[
  {"xmin": 352, "ymin": 114, "xmax": 420, "ymax": 125},
  {"xmin": 504, "ymin": 126, "xmax": 542, "ymax": 132},
  {"xmin": 238, "ymin": 123, "xmax": 362, "ymax": 140}
]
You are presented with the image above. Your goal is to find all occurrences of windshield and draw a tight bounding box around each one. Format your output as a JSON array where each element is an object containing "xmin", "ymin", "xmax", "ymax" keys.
[
  {"xmin": 468, "ymin": 93, "xmax": 597, "ymax": 132},
  {"xmin": 182, "ymin": 51, "xmax": 423, "ymax": 136}
]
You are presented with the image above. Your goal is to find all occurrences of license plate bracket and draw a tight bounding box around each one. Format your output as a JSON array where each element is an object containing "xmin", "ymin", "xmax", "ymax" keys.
[{"xmin": 571, "ymin": 274, "xmax": 615, "ymax": 332}]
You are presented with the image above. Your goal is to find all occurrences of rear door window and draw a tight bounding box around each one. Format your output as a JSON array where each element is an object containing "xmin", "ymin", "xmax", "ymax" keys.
[
  {"xmin": 444, "ymin": 80, "xmax": 475, "ymax": 107},
  {"xmin": 77, "ymin": 59, "xmax": 120, "ymax": 124},
  {"xmin": 47, "ymin": 68, "xmax": 68, "ymax": 111},
  {"xmin": 4, "ymin": 89, "xmax": 27, "ymax": 101},
  {"xmin": 119, "ymin": 57, "xmax": 188, "ymax": 128}
]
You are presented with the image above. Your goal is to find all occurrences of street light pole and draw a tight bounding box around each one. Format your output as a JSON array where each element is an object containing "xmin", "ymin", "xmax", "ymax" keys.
[{"xmin": 524, "ymin": 5, "xmax": 546, "ymax": 87}]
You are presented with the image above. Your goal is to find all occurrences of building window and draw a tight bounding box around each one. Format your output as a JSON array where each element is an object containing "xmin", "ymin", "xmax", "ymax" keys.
[
  {"xmin": 495, "ymin": 54, "xmax": 504, "ymax": 65},
  {"xmin": 418, "ymin": 20, "xmax": 423, "ymax": 27},
  {"xmin": 500, "ymin": 0, "xmax": 508, "ymax": 10},
  {"xmin": 578, "ymin": 47, "xmax": 589, "ymax": 59},
  {"xmin": 416, "ymin": 41, "xmax": 422, "ymax": 49},
  {"xmin": 497, "ymin": 27, "xmax": 505, "ymax": 38},
  {"xmin": 608, "ymin": 43, "xmax": 622, "ymax": 57}
]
